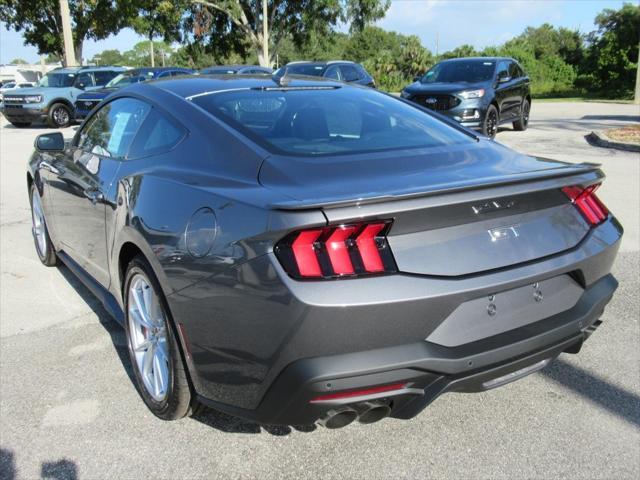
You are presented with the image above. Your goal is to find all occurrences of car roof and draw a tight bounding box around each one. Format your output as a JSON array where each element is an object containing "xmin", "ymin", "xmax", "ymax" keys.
[
  {"xmin": 439, "ymin": 57, "xmax": 512, "ymax": 63},
  {"xmin": 141, "ymin": 74, "xmax": 345, "ymax": 100},
  {"xmin": 287, "ymin": 60, "xmax": 355, "ymax": 65}
]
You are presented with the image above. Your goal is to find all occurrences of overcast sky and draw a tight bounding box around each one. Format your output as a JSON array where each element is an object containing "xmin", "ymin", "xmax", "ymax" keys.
[{"xmin": 0, "ymin": 0, "xmax": 629, "ymax": 64}]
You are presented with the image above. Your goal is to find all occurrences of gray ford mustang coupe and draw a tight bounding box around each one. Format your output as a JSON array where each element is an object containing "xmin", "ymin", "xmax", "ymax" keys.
[{"xmin": 28, "ymin": 74, "xmax": 622, "ymax": 429}]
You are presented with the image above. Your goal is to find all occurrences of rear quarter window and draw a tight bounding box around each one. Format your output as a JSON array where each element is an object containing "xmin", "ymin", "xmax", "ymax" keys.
[{"xmin": 128, "ymin": 109, "xmax": 187, "ymax": 158}]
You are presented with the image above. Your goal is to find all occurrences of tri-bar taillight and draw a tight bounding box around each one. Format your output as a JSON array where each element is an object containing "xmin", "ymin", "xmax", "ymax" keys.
[
  {"xmin": 562, "ymin": 183, "xmax": 609, "ymax": 226},
  {"xmin": 275, "ymin": 221, "xmax": 397, "ymax": 279}
]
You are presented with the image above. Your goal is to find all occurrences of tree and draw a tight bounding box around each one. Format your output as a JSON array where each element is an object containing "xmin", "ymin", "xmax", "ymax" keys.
[
  {"xmin": 189, "ymin": 0, "xmax": 391, "ymax": 67},
  {"xmin": 130, "ymin": 0, "xmax": 184, "ymax": 67},
  {"xmin": 441, "ymin": 44, "xmax": 477, "ymax": 59},
  {"xmin": 9, "ymin": 58, "xmax": 28, "ymax": 64},
  {"xmin": 581, "ymin": 3, "xmax": 640, "ymax": 96},
  {"xmin": 123, "ymin": 41, "xmax": 174, "ymax": 67},
  {"xmin": 0, "ymin": 1, "xmax": 132, "ymax": 65},
  {"xmin": 91, "ymin": 49, "xmax": 126, "ymax": 66}
]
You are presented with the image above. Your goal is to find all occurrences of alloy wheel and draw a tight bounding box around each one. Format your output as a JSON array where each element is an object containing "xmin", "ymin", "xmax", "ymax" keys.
[
  {"xmin": 31, "ymin": 189, "xmax": 47, "ymax": 258},
  {"xmin": 128, "ymin": 274, "xmax": 170, "ymax": 402},
  {"xmin": 52, "ymin": 106, "xmax": 70, "ymax": 127},
  {"xmin": 486, "ymin": 110, "xmax": 498, "ymax": 138}
]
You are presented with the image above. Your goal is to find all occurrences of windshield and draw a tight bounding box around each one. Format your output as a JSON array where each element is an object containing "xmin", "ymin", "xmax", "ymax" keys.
[
  {"xmin": 421, "ymin": 60, "xmax": 496, "ymax": 84},
  {"xmin": 38, "ymin": 72, "xmax": 77, "ymax": 88},
  {"xmin": 202, "ymin": 67, "xmax": 238, "ymax": 74},
  {"xmin": 284, "ymin": 64, "xmax": 326, "ymax": 77},
  {"xmin": 105, "ymin": 71, "xmax": 153, "ymax": 88},
  {"xmin": 192, "ymin": 86, "xmax": 473, "ymax": 156}
]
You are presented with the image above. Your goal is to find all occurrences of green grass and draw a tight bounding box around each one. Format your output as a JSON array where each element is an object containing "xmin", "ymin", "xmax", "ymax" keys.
[{"xmin": 534, "ymin": 97, "xmax": 635, "ymax": 104}]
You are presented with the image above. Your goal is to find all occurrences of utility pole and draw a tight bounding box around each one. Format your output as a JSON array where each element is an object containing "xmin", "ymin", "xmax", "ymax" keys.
[
  {"xmin": 635, "ymin": 40, "xmax": 640, "ymax": 105},
  {"xmin": 435, "ymin": 31, "xmax": 439, "ymax": 59},
  {"xmin": 59, "ymin": 0, "xmax": 77, "ymax": 66},
  {"xmin": 262, "ymin": 0, "xmax": 269, "ymax": 67}
]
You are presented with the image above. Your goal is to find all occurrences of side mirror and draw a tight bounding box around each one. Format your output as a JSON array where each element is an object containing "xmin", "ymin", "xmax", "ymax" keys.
[
  {"xmin": 413, "ymin": 75, "xmax": 421, "ymax": 82},
  {"xmin": 35, "ymin": 132, "xmax": 65, "ymax": 152},
  {"xmin": 497, "ymin": 74, "xmax": 511, "ymax": 84}
]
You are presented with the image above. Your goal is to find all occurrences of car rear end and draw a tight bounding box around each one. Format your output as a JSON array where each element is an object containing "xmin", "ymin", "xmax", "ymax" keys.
[{"xmin": 177, "ymin": 81, "xmax": 622, "ymax": 428}]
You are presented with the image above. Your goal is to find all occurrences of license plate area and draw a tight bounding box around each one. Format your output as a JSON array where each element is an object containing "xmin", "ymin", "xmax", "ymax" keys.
[{"xmin": 426, "ymin": 275, "xmax": 584, "ymax": 347}]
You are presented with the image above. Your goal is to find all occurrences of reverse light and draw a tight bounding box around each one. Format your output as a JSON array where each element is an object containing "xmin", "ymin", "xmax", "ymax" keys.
[
  {"xmin": 310, "ymin": 383, "xmax": 408, "ymax": 403},
  {"xmin": 459, "ymin": 89, "xmax": 485, "ymax": 99},
  {"xmin": 275, "ymin": 220, "xmax": 397, "ymax": 279},
  {"xmin": 562, "ymin": 184, "xmax": 609, "ymax": 226}
]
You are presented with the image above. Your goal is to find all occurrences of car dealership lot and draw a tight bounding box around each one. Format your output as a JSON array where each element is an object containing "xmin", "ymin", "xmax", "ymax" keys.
[{"xmin": 1, "ymin": 102, "xmax": 638, "ymax": 480}]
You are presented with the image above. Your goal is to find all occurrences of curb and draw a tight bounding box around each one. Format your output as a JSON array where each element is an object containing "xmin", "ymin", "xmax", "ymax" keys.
[{"xmin": 587, "ymin": 131, "xmax": 640, "ymax": 153}]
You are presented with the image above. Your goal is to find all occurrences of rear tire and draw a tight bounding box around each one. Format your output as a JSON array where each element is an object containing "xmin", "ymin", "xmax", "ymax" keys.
[
  {"xmin": 482, "ymin": 105, "xmax": 499, "ymax": 139},
  {"xmin": 29, "ymin": 183, "xmax": 57, "ymax": 266},
  {"xmin": 47, "ymin": 103, "xmax": 71, "ymax": 128},
  {"xmin": 10, "ymin": 122, "xmax": 31, "ymax": 128},
  {"xmin": 124, "ymin": 255, "xmax": 197, "ymax": 420},
  {"xmin": 513, "ymin": 99, "xmax": 530, "ymax": 131}
]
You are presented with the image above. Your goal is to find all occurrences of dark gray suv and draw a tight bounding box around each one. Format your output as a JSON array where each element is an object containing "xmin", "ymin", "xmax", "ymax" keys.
[
  {"xmin": 401, "ymin": 57, "xmax": 531, "ymax": 138},
  {"xmin": 276, "ymin": 61, "xmax": 376, "ymax": 87}
]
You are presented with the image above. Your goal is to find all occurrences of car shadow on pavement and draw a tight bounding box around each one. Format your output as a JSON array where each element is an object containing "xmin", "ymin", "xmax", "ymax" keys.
[
  {"xmin": 540, "ymin": 358, "xmax": 640, "ymax": 428},
  {"xmin": 56, "ymin": 265, "xmax": 135, "ymax": 383},
  {"xmin": 192, "ymin": 408, "xmax": 317, "ymax": 436},
  {"xmin": 56, "ymin": 264, "xmax": 318, "ymax": 436}
]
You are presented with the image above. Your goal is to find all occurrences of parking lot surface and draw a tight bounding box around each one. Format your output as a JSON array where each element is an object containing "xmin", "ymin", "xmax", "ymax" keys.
[{"xmin": 1, "ymin": 102, "xmax": 639, "ymax": 480}]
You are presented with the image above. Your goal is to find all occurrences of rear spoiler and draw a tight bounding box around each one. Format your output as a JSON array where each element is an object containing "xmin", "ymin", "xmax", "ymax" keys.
[{"xmin": 269, "ymin": 162, "xmax": 603, "ymax": 211}]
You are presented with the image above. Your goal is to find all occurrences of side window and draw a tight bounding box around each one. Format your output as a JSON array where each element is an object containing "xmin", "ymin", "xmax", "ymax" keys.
[
  {"xmin": 94, "ymin": 71, "xmax": 117, "ymax": 86},
  {"xmin": 157, "ymin": 71, "xmax": 171, "ymax": 78},
  {"xmin": 128, "ymin": 109, "xmax": 187, "ymax": 158},
  {"xmin": 508, "ymin": 62, "xmax": 521, "ymax": 79},
  {"xmin": 77, "ymin": 98, "xmax": 151, "ymax": 159},
  {"xmin": 339, "ymin": 65, "xmax": 361, "ymax": 82},
  {"xmin": 75, "ymin": 72, "xmax": 94, "ymax": 89},
  {"xmin": 496, "ymin": 61, "xmax": 510, "ymax": 79},
  {"xmin": 325, "ymin": 65, "xmax": 341, "ymax": 80}
]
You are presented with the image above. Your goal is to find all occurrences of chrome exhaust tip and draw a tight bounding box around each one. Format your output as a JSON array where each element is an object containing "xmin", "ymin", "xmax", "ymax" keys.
[
  {"xmin": 355, "ymin": 401, "xmax": 391, "ymax": 425},
  {"xmin": 317, "ymin": 408, "xmax": 358, "ymax": 429}
]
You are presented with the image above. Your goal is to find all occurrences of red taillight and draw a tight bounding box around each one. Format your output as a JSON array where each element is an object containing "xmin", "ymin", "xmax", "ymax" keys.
[
  {"xmin": 562, "ymin": 184, "xmax": 609, "ymax": 226},
  {"xmin": 310, "ymin": 383, "xmax": 408, "ymax": 403},
  {"xmin": 275, "ymin": 220, "xmax": 397, "ymax": 279}
]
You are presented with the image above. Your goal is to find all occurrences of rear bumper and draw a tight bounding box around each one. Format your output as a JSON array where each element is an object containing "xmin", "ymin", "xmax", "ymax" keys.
[{"xmin": 196, "ymin": 273, "xmax": 617, "ymax": 425}]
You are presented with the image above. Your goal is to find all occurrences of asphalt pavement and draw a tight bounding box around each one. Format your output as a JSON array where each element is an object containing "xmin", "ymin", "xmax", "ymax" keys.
[{"xmin": 1, "ymin": 101, "xmax": 639, "ymax": 480}]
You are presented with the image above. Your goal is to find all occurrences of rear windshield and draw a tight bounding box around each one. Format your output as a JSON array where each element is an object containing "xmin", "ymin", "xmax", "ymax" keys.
[
  {"xmin": 284, "ymin": 64, "xmax": 326, "ymax": 77},
  {"xmin": 421, "ymin": 60, "xmax": 496, "ymax": 84},
  {"xmin": 191, "ymin": 87, "xmax": 473, "ymax": 156},
  {"xmin": 106, "ymin": 71, "xmax": 155, "ymax": 88}
]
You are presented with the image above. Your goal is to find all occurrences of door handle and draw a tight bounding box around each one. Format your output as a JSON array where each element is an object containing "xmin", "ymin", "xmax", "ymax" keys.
[
  {"xmin": 40, "ymin": 160, "xmax": 60, "ymax": 175},
  {"xmin": 84, "ymin": 188, "xmax": 104, "ymax": 205}
]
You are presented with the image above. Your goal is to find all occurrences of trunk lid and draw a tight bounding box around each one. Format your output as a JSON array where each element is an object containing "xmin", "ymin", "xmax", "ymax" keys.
[{"xmin": 260, "ymin": 141, "xmax": 602, "ymax": 277}]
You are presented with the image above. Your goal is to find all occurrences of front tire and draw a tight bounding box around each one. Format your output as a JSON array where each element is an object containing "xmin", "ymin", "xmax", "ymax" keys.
[
  {"xmin": 47, "ymin": 103, "xmax": 71, "ymax": 128},
  {"xmin": 29, "ymin": 183, "xmax": 57, "ymax": 266},
  {"xmin": 124, "ymin": 255, "xmax": 196, "ymax": 420},
  {"xmin": 513, "ymin": 99, "xmax": 530, "ymax": 131},
  {"xmin": 482, "ymin": 105, "xmax": 499, "ymax": 139}
]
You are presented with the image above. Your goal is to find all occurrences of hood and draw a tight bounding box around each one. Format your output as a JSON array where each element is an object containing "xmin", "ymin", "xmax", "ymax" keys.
[
  {"xmin": 78, "ymin": 87, "xmax": 117, "ymax": 99},
  {"xmin": 2, "ymin": 86, "xmax": 44, "ymax": 97},
  {"xmin": 404, "ymin": 81, "xmax": 488, "ymax": 95},
  {"xmin": 259, "ymin": 139, "xmax": 599, "ymax": 209}
]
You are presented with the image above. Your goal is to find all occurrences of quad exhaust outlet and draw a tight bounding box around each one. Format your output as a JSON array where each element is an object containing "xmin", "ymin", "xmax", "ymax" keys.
[{"xmin": 317, "ymin": 401, "xmax": 391, "ymax": 429}]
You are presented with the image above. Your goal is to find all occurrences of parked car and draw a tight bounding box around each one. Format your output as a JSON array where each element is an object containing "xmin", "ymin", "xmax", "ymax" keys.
[
  {"xmin": 401, "ymin": 57, "xmax": 531, "ymax": 139},
  {"xmin": 1, "ymin": 66, "xmax": 127, "ymax": 128},
  {"xmin": 200, "ymin": 65, "xmax": 272, "ymax": 75},
  {"xmin": 0, "ymin": 81, "xmax": 36, "ymax": 101},
  {"xmin": 74, "ymin": 67, "xmax": 194, "ymax": 121},
  {"xmin": 28, "ymin": 75, "xmax": 621, "ymax": 429},
  {"xmin": 276, "ymin": 61, "xmax": 375, "ymax": 87}
]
